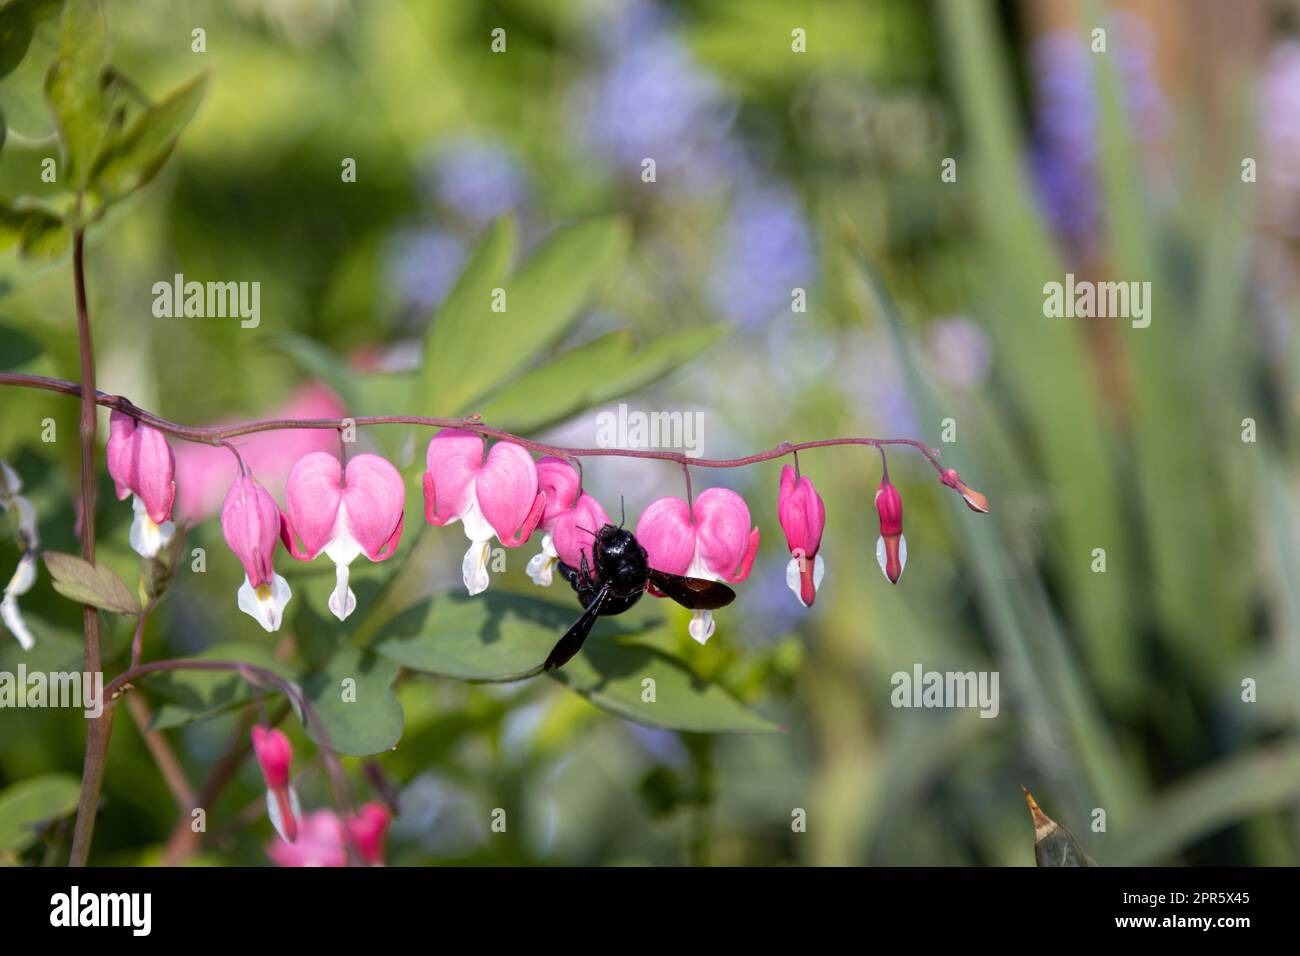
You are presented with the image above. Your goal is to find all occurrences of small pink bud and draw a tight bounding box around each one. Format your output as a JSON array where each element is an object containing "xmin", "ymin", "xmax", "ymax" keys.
[
  {"xmin": 939, "ymin": 468, "xmax": 989, "ymax": 514},
  {"xmin": 777, "ymin": 465, "xmax": 826, "ymax": 607},
  {"xmin": 221, "ymin": 474, "xmax": 293, "ymax": 632},
  {"xmin": 252, "ymin": 725, "xmax": 293, "ymax": 789},
  {"xmin": 107, "ymin": 411, "xmax": 177, "ymax": 558},
  {"xmin": 347, "ymin": 802, "xmax": 391, "ymax": 866},
  {"xmin": 874, "ymin": 477, "xmax": 906, "ymax": 584},
  {"xmin": 252, "ymin": 726, "xmax": 298, "ymax": 843}
]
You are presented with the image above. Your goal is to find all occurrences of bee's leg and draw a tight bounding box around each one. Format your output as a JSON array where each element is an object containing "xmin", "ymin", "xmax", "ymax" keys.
[{"xmin": 555, "ymin": 560, "xmax": 582, "ymax": 594}]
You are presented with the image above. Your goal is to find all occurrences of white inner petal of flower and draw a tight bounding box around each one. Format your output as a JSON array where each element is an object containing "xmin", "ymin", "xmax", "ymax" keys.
[
  {"xmin": 128, "ymin": 495, "xmax": 175, "ymax": 559},
  {"xmin": 1, "ymin": 593, "xmax": 35, "ymax": 650},
  {"xmin": 237, "ymin": 573, "xmax": 293, "ymax": 633},
  {"xmin": 322, "ymin": 500, "xmax": 364, "ymax": 621},
  {"xmin": 459, "ymin": 491, "xmax": 496, "ymax": 595},
  {"xmin": 688, "ymin": 609, "xmax": 715, "ymax": 645},
  {"xmin": 526, "ymin": 533, "xmax": 557, "ymax": 587},
  {"xmin": 266, "ymin": 785, "xmax": 303, "ymax": 843}
]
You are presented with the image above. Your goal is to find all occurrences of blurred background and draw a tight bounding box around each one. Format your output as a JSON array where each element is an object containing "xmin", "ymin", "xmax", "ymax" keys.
[{"xmin": 3, "ymin": 0, "xmax": 1300, "ymax": 865}]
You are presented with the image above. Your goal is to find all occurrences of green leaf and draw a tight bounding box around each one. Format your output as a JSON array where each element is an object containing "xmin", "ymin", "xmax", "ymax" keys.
[
  {"xmin": 1024, "ymin": 789, "xmax": 1094, "ymax": 866},
  {"xmin": 42, "ymin": 550, "xmax": 139, "ymax": 614},
  {"xmin": 0, "ymin": 772, "xmax": 80, "ymax": 853},
  {"xmin": 474, "ymin": 324, "xmax": 728, "ymax": 433},
  {"xmin": 419, "ymin": 217, "xmax": 516, "ymax": 413},
  {"xmin": 145, "ymin": 641, "xmax": 293, "ymax": 730},
  {"xmin": 301, "ymin": 647, "xmax": 402, "ymax": 756},
  {"xmin": 43, "ymin": 0, "xmax": 109, "ymax": 192},
  {"xmin": 89, "ymin": 70, "xmax": 206, "ymax": 206},
  {"xmin": 549, "ymin": 636, "xmax": 782, "ymax": 734},
  {"xmin": 0, "ymin": 322, "xmax": 41, "ymax": 369},
  {"xmin": 421, "ymin": 217, "xmax": 631, "ymax": 414},
  {"xmin": 373, "ymin": 590, "xmax": 652, "ymax": 682},
  {"xmin": 0, "ymin": 0, "xmax": 60, "ymax": 138},
  {"xmin": 0, "ymin": 196, "xmax": 68, "ymax": 259}
]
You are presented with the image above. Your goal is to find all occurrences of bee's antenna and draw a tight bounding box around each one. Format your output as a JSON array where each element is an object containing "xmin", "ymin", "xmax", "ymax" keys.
[
  {"xmin": 620, "ymin": 495, "xmax": 626, "ymax": 528},
  {"xmin": 576, "ymin": 525, "xmax": 597, "ymax": 538}
]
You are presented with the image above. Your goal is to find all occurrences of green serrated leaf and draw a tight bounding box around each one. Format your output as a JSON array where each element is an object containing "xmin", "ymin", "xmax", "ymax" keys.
[
  {"xmin": 144, "ymin": 642, "xmax": 293, "ymax": 730},
  {"xmin": 42, "ymin": 549, "xmax": 139, "ymax": 614},
  {"xmin": 475, "ymin": 324, "xmax": 728, "ymax": 433},
  {"xmin": 373, "ymin": 590, "xmax": 652, "ymax": 682},
  {"xmin": 420, "ymin": 216, "xmax": 516, "ymax": 412},
  {"xmin": 43, "ymin": 0, "xmax": 109, "ymax": 193},
  {"xmin": 549, "ymin": 637, "xmax": 782, "ymax": 734},
  {"xmin": 89, "ymin": 70, "xmax": 206, "ymax": 206},
  {"xmin": 1024, "ymin": 789, "xmax": 1095, "ymax": 866},
  {"xmin": 301, "ymin": 647, "xmax": 402, "ymax": 756},
  {"xmin": 0, "ymin": 772, "xmax": 80, "ymax": 853}
]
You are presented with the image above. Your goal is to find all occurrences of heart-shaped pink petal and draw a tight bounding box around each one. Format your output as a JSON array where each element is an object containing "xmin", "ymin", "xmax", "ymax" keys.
[
  {"xmin": 635, "ymin": 496, "xmax": 696, "ymax": 576},
  {"xmin": 423, "ymin": 429, "xmax": 485, "ymax": 525},
  {"xmin": 551, "ymin": 493, "xmax": 610, "ymax": 568},
  {"xmin": 475, "ymin": 441, "xmax": 543, "ymax": 547},
  {"xmin": 535, "ymin": 456, "xmax": 581, "ymax": 528},
  {"xmin": 283, "ymin": 453, "xmax": 345, "ymax": 559},
  {"xmin": 341, "ymin": 454, "xmax": 405, "ymax": 560},
  {"xmin": 695, "ymin": 487, "xmax": 759, "ymax": 582}
]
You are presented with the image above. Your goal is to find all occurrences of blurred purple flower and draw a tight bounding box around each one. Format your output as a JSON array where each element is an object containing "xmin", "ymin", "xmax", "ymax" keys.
[
  {"xmin": 424, "ymin": 136, "xmax": 530, "ymax": 229},
  {"xmin": 709, "ymin": 183, "xmax": 817, "ymax": 328},
  {"xmin": 1258, "ymin": 41, "xmax": 1300, "ymax": 236},
  {"xmin": 1029, "ymin": 13, "xmax": 1169, "ymax": 256},
  {"xmin": 576, "ymin": 4, "xmax": 739, "ymax": 193},
  {"xmin": 385, "ymin": 226, "xmax": 466, "ymax": 315}
]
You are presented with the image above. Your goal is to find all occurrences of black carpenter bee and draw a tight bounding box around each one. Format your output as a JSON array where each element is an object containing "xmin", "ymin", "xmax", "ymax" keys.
[{"xmin": 544, "ymin": 523, "xmax": 736, "ymax": 671}]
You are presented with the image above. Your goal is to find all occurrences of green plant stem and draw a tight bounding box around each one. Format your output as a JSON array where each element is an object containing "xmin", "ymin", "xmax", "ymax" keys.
[{"xmin": 68, "ymin": 228, "xmax": 108, "ymax": 868}]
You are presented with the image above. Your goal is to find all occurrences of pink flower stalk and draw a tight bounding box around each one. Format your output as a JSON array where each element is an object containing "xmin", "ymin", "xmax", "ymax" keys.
[
  {"xmin": 939, "ymin": 468, "xmax": 990, "ymax": 514},
  {"xmin": 778, "ymin": 465, "xmax": 826, "ymax": 607},
  {"xmin": 106, "ymin": 411, "xmax": 177, "ymax": 558},
  {"xmin": 172, "ymin": 383, "xmax": 346, "ymax": 524},
  {"xmin": 422, "ymin": 429, "xmax": 546, "ymax": 595},
  {"xmin": 221, "ymin": 473, "xmax": 292, "ymax": 632},
  {"xmin": 347, "ymin": 802, "xmax": 391, "ymax": 866},
  {"xmin": 526, "ymin": 457, "xmax": 611, "ymax": 586},
  {"xmin": 267, "ymin": 810, "xmax": 348, "ymax": 868},
  {"xmin": 252, "ymin": 726, "xmax": 299, "ymax": 843},
  {"xmin": 281, "ymin": 453, "xmax": 405, "ymax": 621},
  {"xmin": 875, "ymin": 475, "xmax": 906, "ymax": 584},
  {"xmin": 636, "ymin": 488, "xmax": 759, "ymax": 644}
]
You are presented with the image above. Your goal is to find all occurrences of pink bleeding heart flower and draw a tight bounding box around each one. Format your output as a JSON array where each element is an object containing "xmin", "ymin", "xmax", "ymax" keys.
[
  {"xmin": 875, "ymin": 475, "xmax": 906, "ymax": 584},
  {"xmin": 422, "ymin": 430, "xmax": 546, "ymax": 595},
  {"xmin": 267, "ymin": 810, "xmax": 347, "ymax": 868},
  {"xmin": 252, "ymin": 726, "xmax": 299, "ymax": 843},
  {"xmin": 778, "ymin": 465, "xmax": 826, "ymax": 607},
  {"xmin": 221, "ymin": 473, "xmax": 292, "ymax": 632},
  {"xmin": 636, "ymin": 488, "xmax": 759, "ymax": 644},
  {"xmin": 526, "ymin": 457, "xmax": 611, "ymax": 586},
  {"xmin": 281, "ymin": 453, "xmax": 405, "ymax": 621},
  {"xmin": 347, "ymin": 802, "xmax": 391, "ymax": 866},
  {"xmin": 106, "ymin": 411, "xmax": 177, "ymax": 558}
]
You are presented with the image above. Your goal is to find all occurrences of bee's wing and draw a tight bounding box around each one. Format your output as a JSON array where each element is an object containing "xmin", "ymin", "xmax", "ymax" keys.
[
  {"xmin": 544, "ymin": 585, "xmax": 610, "ymax": 671},
  {"xmin": 647, "ymin": 570, "xmax": 736, "ymax": 610}
]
